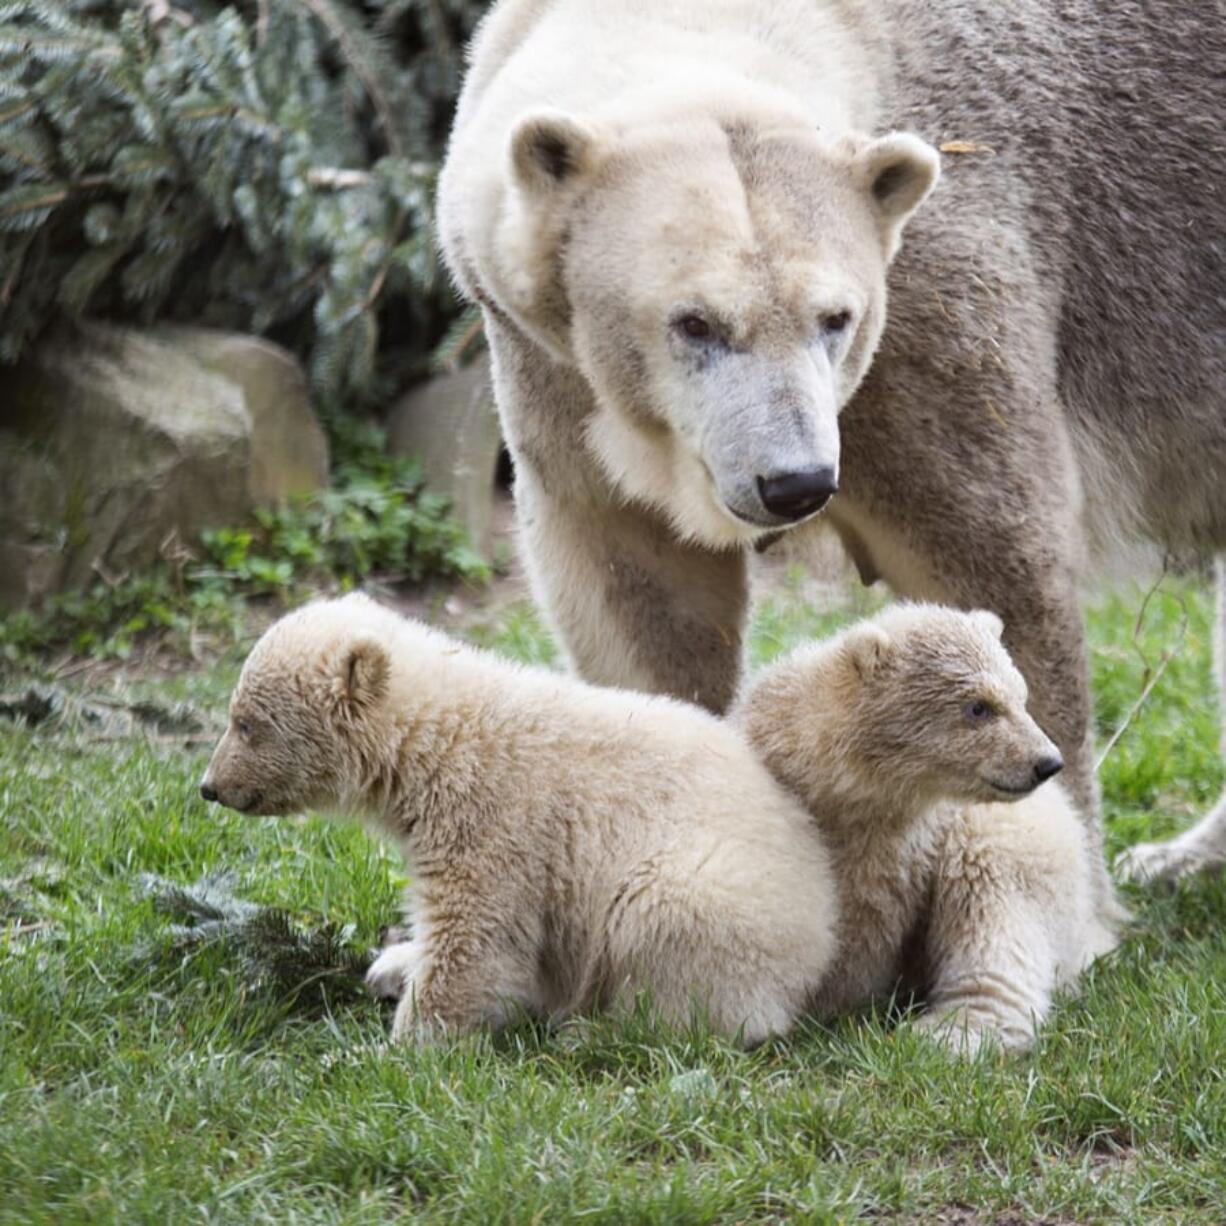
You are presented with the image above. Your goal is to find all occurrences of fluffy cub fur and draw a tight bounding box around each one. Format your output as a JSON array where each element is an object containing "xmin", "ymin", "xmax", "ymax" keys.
[
  {"xmin": 200, "ymin": 593, "xmax": 838, "ymax": 1045},
  {"xmin": 735, "ymin": 603, "xmax": 1122, "ymax": 1054}
]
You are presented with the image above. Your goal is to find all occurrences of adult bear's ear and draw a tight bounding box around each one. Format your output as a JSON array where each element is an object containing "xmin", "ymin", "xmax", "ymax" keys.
[
  {"xmin": 856, "ymin": 132, "xmax": 940, "ymax": 258},
  {"xmin": 336, "ymin": 636, "xmax": 390, "ymax": 710},
  {"xmin": 498, "ymin": 110, "xmax": 606, "ymax": 359},
  {"xmin": 844, "ymin": 624, "xmax": 893, "ymax": 680},
  {"xmin": 510, "ymin": 111, "xmax": 604, "ymax": 194}
]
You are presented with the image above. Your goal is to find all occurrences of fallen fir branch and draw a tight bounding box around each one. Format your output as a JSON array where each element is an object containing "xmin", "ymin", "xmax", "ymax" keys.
[{"xmin": 136, "ymin": 870, "xmax": 374, "ymax": 1013}]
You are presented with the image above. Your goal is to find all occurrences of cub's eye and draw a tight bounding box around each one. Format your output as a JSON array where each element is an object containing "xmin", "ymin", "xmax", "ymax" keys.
[
  {"xmin": 236, "ymin": 719, "xmax": 252, "ymax": 738},
  {"xmin": 821, "ymin": 310, "xmax": 851, "ymax": 336},
  {"xmin": 964, "ymin": 700, "xmax": 996, "ymax": 724},
  {"xmin": 675, "ymin": 313, "xmax": 713, "ymax": 341}
]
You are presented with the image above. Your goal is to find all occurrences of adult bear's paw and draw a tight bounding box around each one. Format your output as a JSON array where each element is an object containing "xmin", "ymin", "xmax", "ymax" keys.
[{"xmin": 1115, "ymin": 835, "xmax": 1223, "ymax": 884}]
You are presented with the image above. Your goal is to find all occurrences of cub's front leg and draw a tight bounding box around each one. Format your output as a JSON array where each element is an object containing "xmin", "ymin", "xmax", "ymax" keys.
[
  {"xmin": 384, "ymin": 902, "xmax": 547, "ymax": 1044},
  {"xmin": 915, "ymin": 802, "xmax": 1098, "ymax": 1056}
]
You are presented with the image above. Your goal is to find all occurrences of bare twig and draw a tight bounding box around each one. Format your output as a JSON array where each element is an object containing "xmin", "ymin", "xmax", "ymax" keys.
[
  {"xmin": 1095, "ymin": 565, "xmax": 1189, "ymax": 772},
  {"xmin": 306, "ymin": 167, "xmax": 371, "ymax": 190},
  {"xmin": 90, "ymin": 559, "xmax": 129, "ymax": 590}
]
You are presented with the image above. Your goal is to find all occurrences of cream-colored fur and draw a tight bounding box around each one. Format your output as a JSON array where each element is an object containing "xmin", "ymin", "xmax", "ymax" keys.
[
  {"xmin": 200, "ymin": 593, "xmax": 839, "ymax": 1046},
  {"xmin": 734, "ymin": 604, "xmax": 1122, "ymax": 1055},
  {"xmin": 436, "ymin": 0, "xmax": 1226, "ymax": 934},
  {"xmin": 440, "ymin": 0, "xmax": 937, "ymax": 548}
]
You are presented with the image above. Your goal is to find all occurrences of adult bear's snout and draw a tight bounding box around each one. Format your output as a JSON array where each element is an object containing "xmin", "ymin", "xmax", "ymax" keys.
[{"xmin": 756, "ymin": 468, "xmax": 838, "ymax": 521}]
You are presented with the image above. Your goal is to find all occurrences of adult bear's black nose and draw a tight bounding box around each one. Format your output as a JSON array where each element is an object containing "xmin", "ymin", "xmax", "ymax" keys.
[
  {"xmin": 200, "ymin": 783, "xmax": 219, "ymax": 802},
  {"xmin": 1032, "ymin": 754, "xmax": 1064, "ymax": 785},
  {"xmin": 756, "ymin": 468, "xmax": 838, "ymax": 521}
]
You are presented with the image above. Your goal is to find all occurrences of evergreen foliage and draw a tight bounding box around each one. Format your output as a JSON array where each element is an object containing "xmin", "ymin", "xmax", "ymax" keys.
[
  {"xmin": 137, "ymin": 870, "xmax": 374, "ymax": 1014},
  {"xmin": 0, "ymin": 0, "xmax": 489, "ymax": 406}
]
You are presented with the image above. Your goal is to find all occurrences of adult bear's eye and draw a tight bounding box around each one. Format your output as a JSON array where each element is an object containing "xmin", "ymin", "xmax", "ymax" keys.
[
  {"xmin": 237, "ymin": 719, "xmax": 252, "ymax": 738},
  {"xmin": 821, "ymin": 310, "xmax": 851, "ymax": 336},
  {"xmin": 675, "ymin": 313, "xmax": 713, "ymax": 341},
  {"xmin": 964, "ymin": 700, "xmax": 995, "ymax": 723}
]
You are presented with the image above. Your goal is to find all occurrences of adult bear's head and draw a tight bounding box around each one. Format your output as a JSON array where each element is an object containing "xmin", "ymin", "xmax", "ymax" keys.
[{"xmin": 493, "ymin": 111, "xmax": 938, "ymax": 545}]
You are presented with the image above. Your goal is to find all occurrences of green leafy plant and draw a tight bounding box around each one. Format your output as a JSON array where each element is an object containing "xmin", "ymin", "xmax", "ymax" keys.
[
  {"xmin": 0, "ymin": 418, "xmax": 488, "ymax": 662},
  {"xmin": 0, "ymin": 569, "xmax": 242, "ymax": 660}
]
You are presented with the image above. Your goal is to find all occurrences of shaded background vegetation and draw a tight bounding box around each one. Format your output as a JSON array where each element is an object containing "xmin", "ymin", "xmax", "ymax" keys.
[
  {"xmin": 1, "ymin": 0, "xmax": 491, "ymax": 406},
  {"xmin": 1, "ymin": 0, "xmax": 498, "ymax": 661}
]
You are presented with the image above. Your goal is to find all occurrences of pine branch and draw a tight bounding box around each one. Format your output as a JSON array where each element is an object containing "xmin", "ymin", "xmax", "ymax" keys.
[
  {"xmin": 0, "ymin": 0, "xmax": 491, "ymax": 404},
  {"xmin": 296, "ymin": 0, "xmax": 405, "ymax": 158},
  {"xmin": 137, "ymin": 870, "xmax": 374, "ymax": 1012}
]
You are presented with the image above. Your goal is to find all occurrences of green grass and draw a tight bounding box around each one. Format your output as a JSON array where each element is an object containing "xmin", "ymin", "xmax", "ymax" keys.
[{"xmin": 2, "ymin": 579, "xmax": 1225, "ymax": 1223}]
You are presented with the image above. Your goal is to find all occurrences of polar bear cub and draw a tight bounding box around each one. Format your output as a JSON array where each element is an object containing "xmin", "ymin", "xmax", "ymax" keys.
[
  {"xmin": 200, "ymin": 593, "xmax": 838, "ymax": 1045},
  {"xmin": 735, "ymin": 603, "xmax": 1122, "ymax": 1054}
]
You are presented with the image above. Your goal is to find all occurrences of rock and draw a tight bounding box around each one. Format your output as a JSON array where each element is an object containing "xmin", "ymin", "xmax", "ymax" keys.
[
  {"xmin": 156, "ymin": 326, "xmax": 329, "ymax": 504},
  {"xmin": 386, "ymin": 355, "xmax": 502, "ymax": 558},
  {"xmin": 0, "ymin": 321, "xmax": 328, "ymax": 610}
]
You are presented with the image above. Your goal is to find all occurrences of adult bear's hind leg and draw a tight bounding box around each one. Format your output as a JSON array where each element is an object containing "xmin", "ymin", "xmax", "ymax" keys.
[{"xmin": 1116, "ymin": 557, "xmax": 1226, "ymax": 883}]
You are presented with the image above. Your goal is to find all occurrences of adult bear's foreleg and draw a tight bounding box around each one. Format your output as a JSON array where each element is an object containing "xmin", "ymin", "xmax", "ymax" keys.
[
  {"xmin": 487, "ymin": 313, "xmax": 749, "ymax": 713},
  {"xmin": 514, "ymin": 470, "xmax": 749, "ymax": 711}
]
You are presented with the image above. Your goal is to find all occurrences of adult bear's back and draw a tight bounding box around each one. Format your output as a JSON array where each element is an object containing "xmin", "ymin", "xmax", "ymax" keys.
[{"xmin": 874, "ymin": 0, "xmax": 1225, "ymax": 556}]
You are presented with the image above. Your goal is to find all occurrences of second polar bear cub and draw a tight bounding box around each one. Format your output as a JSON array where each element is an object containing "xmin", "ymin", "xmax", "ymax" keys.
[
  {"xmin": 735, "ymin": 604, "xmax": 1122, "ymax": 1054},
  {"xmin": 199, "ymin": 593, "xmax": 838, "ymax": 1046}
]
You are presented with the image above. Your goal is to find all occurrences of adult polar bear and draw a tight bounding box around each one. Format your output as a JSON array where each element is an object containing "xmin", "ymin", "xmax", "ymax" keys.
[{"xmin": 439, "ymin": 0, "xmax": 1225, "ymax": 904}]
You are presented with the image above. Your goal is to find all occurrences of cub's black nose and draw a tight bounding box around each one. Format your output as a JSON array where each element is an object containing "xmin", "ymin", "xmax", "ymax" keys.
[
  {"xmin": 757, "ymin": 468, "xmax": 838, "ymax": 521},
  {"xmin": 200, "ymin": 783, "xmax": 219, "ymax": 802},
  {"xmin": 1032, "ymin": 755, "xmax": 1064, "ymax": 785}
]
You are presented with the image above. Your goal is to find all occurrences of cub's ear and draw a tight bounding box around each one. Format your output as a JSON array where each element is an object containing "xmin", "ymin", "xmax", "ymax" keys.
[
  {"xmin": 843, "ymin": 624, "xmax": 893, "ymax": 680},
  {"xmin": 856, "ymin": 132, "xmax": 940, "ymax": 257},
  {"xmin": 510, "ymin": 110, "xmax": 604, "ymax": 194},
  {"xmin": 970, "ymin": 609, "xmax": 1005, "ymax": 640},
  {"xmin": 337, "ymin": 636, "xmax": 390, "ymax": 709}
]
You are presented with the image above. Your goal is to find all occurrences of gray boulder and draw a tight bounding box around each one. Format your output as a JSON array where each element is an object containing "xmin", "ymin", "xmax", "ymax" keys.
[
  {"xmin": 386, "ymin": 354, "xmax": 502, "ymax": 559},
  {"xmin": 0, "ymin": 321, "xmax": 328, "ymax": 610}
]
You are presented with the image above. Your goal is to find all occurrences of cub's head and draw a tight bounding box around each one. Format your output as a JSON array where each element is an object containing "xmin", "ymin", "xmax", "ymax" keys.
[
  {"xmin": 833, "ymin": 605, "xmax": 1063, "ymax": 805},
  {"xmin": 199, "ymin": 595, "xmax": 394, "ymax": 817},
  {"xmin": 494, "ymin": 110, "xmax": 938, "ymax": 545}
]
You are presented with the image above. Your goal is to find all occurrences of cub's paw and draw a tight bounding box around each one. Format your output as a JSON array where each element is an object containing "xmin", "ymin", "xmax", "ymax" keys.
[
  {"xmin": 1114, "ymin": 838, "xmax": 1220, "ymax": 885},
  {"xmin": 912, "ymin": 1007, "xmax": 1030, "ymax": 1058},
  {"xmin": 365, "ymin": 939, "xmax": 422, "ymax": 1000},
  {"xmin": 389, "ymin": 991, "xmax": 464, "ymax": 1046}
]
